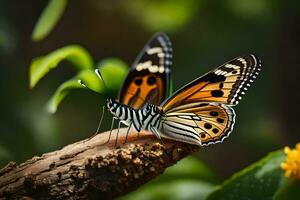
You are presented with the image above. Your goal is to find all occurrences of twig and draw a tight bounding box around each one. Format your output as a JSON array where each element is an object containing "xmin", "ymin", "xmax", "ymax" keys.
[{"xmin": 0, "ymin": 128, "xmax": 199, "ymax": 200}]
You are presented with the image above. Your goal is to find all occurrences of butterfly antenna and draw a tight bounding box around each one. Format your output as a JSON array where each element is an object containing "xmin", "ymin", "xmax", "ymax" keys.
[
  {"xmin": 95, "ymin": 69, "xmax": 108, "ymax": 90},
  {"xmin": 85, "ymin": 105, "xmax": 106, "ymax": 141},
  {"xmin": 79, "ymin": 80, "xmax": 108, "ymax": 142},
  {"xmin": 78, "ymin": 79, "xmax": 87, "ymax": 87},
  {"xmin": 78, "ymin": 80, "xmax": 97, "ymax": 93}
]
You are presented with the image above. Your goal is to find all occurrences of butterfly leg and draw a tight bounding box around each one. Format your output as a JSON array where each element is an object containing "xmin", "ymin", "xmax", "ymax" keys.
[
  {"xmin": 150, "ymin": 126, "xmax": 164, "ymax": 144},
  {"xmin": 106, "ymin": 117, "xmax": 116, "ymax": 144},
  {"xmin": 114, "ymin": 120, "xmax": 122, "ymax": 147},
  {"xmin": 124, "ymin": 122, "xmax": 133, "ymax": 144}
]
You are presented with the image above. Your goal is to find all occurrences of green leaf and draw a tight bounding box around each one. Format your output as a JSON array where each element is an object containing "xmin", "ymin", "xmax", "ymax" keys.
[
  {"xmin": 29, "ymin": 45, "xmax": 94, "ymax": 88},
  {"xmin": 46, "ymin": 69, "xmax": 100, "ymax": 113},
  {"xmin": 32, "ymin": 0, "xmax": 68, "ymax": 41},
  {"xmin": 46, "ymin": 58, "xmax": 128, "ymax": 113},
  {"xmin": 120, "ymin": 180, "xmax": 215, "ymax": 200},
  {"xmin": 45, "ymin": 78, "xmax": 79, "ymax": 114},
  {"xmin": 30, "ymin": 56, "xmax": 45, "ymax": 74},
  {"xmin": 207, "ymin": 150, "xmax": 285, "ymax": 200},
  {"xmin": 96, "ymin": 58, "xmax": 129, "ymax": 92},
  {"xmin": 274, "ymin": 177, "xmax": 300, "ymax": 200}
]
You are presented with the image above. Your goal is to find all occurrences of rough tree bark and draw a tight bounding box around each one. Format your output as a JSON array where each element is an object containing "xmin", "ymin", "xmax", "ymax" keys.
[{"xmin": 0, "ymin": 128, "xmax": 199, "ymax": 200}]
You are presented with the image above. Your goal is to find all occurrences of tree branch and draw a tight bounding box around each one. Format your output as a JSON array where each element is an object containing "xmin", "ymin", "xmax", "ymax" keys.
[{"xmin": 0, "ymin": 128, "xmax": 199, "ymax": 200}]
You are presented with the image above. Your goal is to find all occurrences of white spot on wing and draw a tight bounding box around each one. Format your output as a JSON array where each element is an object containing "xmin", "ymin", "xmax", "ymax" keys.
[
  {"xmin": 147, "ymin": 47, "xmax": 162, "ymax": 55},
  {"xmin": 237, "ymin": 58, "xmax": 247, "ymax": 66},
  {"xmin": 158, "ymin": 66, "xmax": 165, "ymax": 73},
  {"xmin": 158, "ymin": 52, "xmax": 164, "ymax": 58},
  {"xmin": 149, "ymin": 65, "xmax": 159, "ymax": 73},
  {"xmin": 136, "ymin": 61, "xmax": 152, "ymax": 71}
]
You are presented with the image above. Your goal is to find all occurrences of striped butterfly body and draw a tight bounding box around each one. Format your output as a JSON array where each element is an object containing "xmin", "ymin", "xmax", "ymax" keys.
[
  {"xmin": 107, "ymin": 99, "xmax": 163, "ymax": 140},
  {"xmin": 108, "ymin": 54, "xmax": 261, "ymax": 146}
]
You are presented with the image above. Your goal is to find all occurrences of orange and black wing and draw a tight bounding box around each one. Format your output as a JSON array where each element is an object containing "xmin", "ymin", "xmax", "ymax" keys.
[
  {"xmin": 118, "ymin": 33, "xmax": 172, "ymax": 109},
  {"xmin": 161, "ymin": 54, "xmax": 261, "ymax": 112},
  {"xmin": 158, "ymin": 55, "xmax": 261, "ymax": 146}
]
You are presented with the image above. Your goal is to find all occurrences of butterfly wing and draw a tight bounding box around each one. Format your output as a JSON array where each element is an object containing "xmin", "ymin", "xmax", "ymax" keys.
[
  {"xmin": 157, "ymin": 55, "xmax": 261, "ymax": 146},
  {"xmin": 158, "ymin": 102, "xmax": 235, "ymax": 146},
  {"xmin": 162, "ymin": 54, "xmax": 261, "ymax": 112},
  {"xmin": 118, "ymin": 33, "xmax": 172, "ymax": 109}
]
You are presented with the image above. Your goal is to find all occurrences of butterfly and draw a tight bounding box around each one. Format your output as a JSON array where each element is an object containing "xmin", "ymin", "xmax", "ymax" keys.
[
  {"xmin": 107, "ymin": 54, "xmax": 261, "ymax": 146},
  {"xmin": 78, "ymin": 33, "xmax": 173, "ymax": 143}
]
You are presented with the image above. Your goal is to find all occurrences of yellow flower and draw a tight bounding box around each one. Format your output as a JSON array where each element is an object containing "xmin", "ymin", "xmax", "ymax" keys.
[{"xmin": 281, "ymin": 143, "xmax": 300, "ymax": 180}]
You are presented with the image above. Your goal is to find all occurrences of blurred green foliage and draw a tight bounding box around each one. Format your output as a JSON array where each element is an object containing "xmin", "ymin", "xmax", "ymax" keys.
[
  {"xmin": 122, "ymin": 180, "xmax": 214, "ymax": 200},
  {"xmin": 0, "ymin": 145, "xmax": 12, "ymax": 166},
  {"xmin": 123, "ymin": 0, "xmax": 201, "ymax": 32},
  {"xmin": 30, "ymin": 45, "xmax": 94, "ymax": 88},
  {"xmin": 119, "ymin": 157, "xmax": 217, "ymax": 200},
  {"xmin": 46, "ymin": 58, "xmax": 128, "ymax": 113},
  {"xmin": 31, "ymin": 0, "xmax": 68, "ymax": 41},
  {"xmin": 153, "ymin": 156, "xmax": 219, "ymax": 184},
  {"xmin": 1, "ymin": 0, "xmax": 300, "ymax": 199},
  {"xmin": 226, "ymin": 0, "xmax": 272, "ymax": 19},
  {"xmin": 29, "ymin": 45, "xmax": 128, "ymax": 113}
]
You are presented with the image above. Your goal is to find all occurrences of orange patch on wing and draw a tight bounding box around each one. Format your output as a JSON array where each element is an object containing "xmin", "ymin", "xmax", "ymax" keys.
[
  {"xmin": 122, "ymin": 75, "xmax": 164, "ymax": 109},
  {"xmin": 162, "ymin": 82, "xmax": 208, "ymax": 111}
]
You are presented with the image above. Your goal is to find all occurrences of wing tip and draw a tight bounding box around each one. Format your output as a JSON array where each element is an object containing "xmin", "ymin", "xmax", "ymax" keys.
[
  {"xmin": 229, "ymin": 54, "xmax": 262, "ymax": 105},
  {"xmin": 248, "ymin": 54, "xmax": 262, "ymax": 68},
  {"xmin": 151, "ymin": 32, "xmax": 172, "ymax": 47},
  {"xmin": 153, "ymin": 32, "xmax": 169, "ymax": 39}
]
